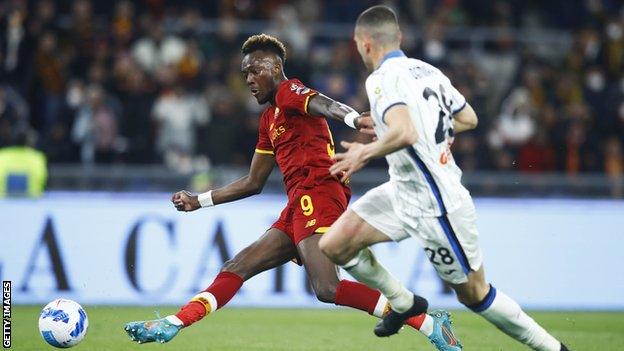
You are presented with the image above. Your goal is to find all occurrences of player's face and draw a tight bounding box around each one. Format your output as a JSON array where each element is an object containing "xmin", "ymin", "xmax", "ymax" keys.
[{"xmin": 241, "ymin": 52, "xmax": 280, "ymax": 104}]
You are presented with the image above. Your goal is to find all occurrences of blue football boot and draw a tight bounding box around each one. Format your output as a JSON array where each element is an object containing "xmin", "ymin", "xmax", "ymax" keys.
[
  {"xmin": 428, "ymin": 310, "xmax": 462, "ymax": 350},
  {"xmin": 124, "ymin": 318, "xmax": 181, "ymax": 344}
]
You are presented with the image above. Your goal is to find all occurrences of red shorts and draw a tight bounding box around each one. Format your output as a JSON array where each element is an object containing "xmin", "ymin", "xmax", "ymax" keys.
[{"xmin": 272, "ymin": 179, "xmax": 351, "ymax": 245}]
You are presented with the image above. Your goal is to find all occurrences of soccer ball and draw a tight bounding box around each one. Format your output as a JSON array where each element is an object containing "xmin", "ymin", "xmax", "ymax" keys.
[{"xmin": 38, "ymin": 299, "xmax": 89, "ymax": 348}]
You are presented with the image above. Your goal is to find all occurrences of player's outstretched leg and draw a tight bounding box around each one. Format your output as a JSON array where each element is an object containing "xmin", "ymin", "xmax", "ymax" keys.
[
  {"xmin": 320, "ymin": 211, "xmax": 463, "ymax": 350},
  {"xmin": 304, "ymin": 235, "xmax": 462, "ymax": 350},
  {"xmin": 124, "ymin": 229, "xmax": 297, "ymax": 344},
  {"xmin": 298, "ymin": 234, "xmax": 433, "ymax": 332},
  {"xmin": 453, "ymin": 266, "xmax": 568, "ymax": 351}
]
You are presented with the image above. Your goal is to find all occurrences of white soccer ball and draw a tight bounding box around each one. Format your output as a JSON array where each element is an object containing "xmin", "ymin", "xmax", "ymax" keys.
[{"xmin": 38, "ymin": 299, "xmax": 89, "ymax": 348}]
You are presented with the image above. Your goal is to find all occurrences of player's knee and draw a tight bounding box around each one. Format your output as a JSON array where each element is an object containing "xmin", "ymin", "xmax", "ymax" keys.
[
  {"xmin": 319, "ymin": 230, "xmax": 357, "ymax": 266},
  {"xmin": 319, "ymin": 239, "xmax": 350, "ymax": 266},
  {"xmin": 318, "ymin": 235, "xmax": 337, "ymax": 258}
]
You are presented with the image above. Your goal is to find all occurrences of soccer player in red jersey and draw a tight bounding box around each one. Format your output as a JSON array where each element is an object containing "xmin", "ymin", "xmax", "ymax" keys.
[{"xmin": 124, "ymin": 34, "xmax": 454, "ymax": 346}]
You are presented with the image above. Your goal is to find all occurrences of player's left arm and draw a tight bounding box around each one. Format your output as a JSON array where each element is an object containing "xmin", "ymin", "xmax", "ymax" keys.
[
  {"xmin": 306, "ymin": 94, "xmax": 375, "ymax": 135},
  {"xmin": 452, "ymin": 103, "xmax": 478, "ymax": 133},
  {"xmin": 330, "ymin": 104, "xmax": 415, "ymax": 182}
]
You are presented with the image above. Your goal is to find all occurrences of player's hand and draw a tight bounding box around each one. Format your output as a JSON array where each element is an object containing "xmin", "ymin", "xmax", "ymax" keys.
[
  {"xmin": 171, "ymin": 190, "xmax": 201, "ymax": 212},
  {"xmin": 330, "ymin": 141, "xmax": 368, "ymax": 182},
  {"xmin": 354, "ymin": 112, "xmax": 376, "ymax": 136}
]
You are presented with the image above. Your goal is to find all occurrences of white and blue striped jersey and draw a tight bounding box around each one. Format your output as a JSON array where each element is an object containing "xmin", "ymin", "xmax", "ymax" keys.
[{"xmin": 365, "ymin": 50, "xmax": 470, "ymax": 218}]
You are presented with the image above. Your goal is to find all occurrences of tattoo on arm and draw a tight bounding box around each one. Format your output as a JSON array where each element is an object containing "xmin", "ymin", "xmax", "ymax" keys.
[{"xmin": 307, "ymin": 93, "xmax": 356, "ymax": 123}]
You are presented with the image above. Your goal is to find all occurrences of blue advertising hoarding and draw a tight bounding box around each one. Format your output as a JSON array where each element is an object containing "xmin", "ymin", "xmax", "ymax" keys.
[{"xmin": 1, "ymin": 193, "xmax": 622, "ymax": 310}]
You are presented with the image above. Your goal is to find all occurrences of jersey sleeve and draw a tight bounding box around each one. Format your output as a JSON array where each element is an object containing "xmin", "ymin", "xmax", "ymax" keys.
[
  {"xmin": 442, "ymin": 76, "xmax": 467, "ymax": 115},
  {"xmin": 374, "ymin": 70, "xmax": 409, "ymax": 124},
  {"xmin": 275, "ymin": 80, "xmax": 318, "ymax": 115},
  {"xmin": 255, "ymin": 114, "xmax": 274, "ymax": 155}
]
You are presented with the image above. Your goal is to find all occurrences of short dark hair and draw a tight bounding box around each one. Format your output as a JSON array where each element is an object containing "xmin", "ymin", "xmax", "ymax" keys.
[
  {"xmin": 241, "ymin": 34, "xmax": 287, "ymax": 61},
  {"xmin": 356, "ymin": 5, "xmax": 398, "ymax": 29}
]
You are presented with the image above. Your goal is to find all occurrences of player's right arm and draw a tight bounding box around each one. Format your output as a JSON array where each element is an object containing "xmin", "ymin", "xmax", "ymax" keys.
[
  {"xmin": 441, "ymin": 75, "xmax": 477, "ymax": 133},
  {"xmin": 172, "ymin": 152, "xmax": 275, "ymax": 212},
  {"xmin": 452, "ymin": 103, "xmax": 478, "ymax": 133}
]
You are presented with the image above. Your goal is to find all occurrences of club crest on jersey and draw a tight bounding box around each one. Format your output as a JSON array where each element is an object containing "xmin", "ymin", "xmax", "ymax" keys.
[{"xmin": 290, "ymin": 83, "xmax": 310, "ymax": 95}]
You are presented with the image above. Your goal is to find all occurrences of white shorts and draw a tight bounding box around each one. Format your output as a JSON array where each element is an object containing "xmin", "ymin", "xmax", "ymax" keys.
[{"xmin": 351, "ymin": 182, "xmax": 483, "ymax": 284}]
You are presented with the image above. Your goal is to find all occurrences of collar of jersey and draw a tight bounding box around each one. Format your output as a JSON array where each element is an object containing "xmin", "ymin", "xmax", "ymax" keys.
[{"xmin": 377, "ymin": 50, "xmax": 406, "ymax": 70}]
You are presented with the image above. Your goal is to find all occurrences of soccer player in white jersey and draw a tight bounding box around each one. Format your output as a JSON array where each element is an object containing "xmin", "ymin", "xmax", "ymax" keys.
[{"xmin": 319, "ymin": 5, "xmax": 570, "ymax": 351}]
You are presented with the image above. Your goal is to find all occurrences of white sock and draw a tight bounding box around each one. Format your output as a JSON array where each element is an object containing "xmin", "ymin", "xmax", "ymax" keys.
[
  {"xmin": 471, "ymin": 286, "xmax": 561, "ymax": 351},
  {"xmin": 341, "ymin": 248, "xmax": 414, "ymax": 313},
  {"xmin": 418, "ymin": 314, "xmax": 435, "ymax": 337},
  {"xmin": 371, "ymin": 295, "xmax": 389, "ymax": 318},
  {"xmin": 166, "ymin": 315, "xmax": 184, "ymax": 327}
]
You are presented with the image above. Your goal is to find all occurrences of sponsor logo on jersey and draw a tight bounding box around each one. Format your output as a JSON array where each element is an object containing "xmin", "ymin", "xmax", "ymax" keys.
[
  {"xmin": 305, "ymin": 219, "xmax": 317, "ymax": 228},
  {"xmin": 439, "ymin": 139, "xmax": 455, "ymax": 165},
  {"xmin": 270, "ymin": 124, "xmax": 286, "ymax": 142},
  {"xmin": 440, "ymin": 150, "xmax": 451, "ymax": 165}
]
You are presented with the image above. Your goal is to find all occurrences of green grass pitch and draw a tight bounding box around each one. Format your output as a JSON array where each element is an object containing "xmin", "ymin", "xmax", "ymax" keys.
[{"xmin": 10, "ymin": 306, "xmax": 624, "ymax": 350}]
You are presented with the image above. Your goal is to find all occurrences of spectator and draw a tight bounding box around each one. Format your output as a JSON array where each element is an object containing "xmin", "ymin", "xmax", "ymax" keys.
[
  {"xmin": 0, "ymin": 129, "xmax": 47, "ymax": 197},
  {"xmin": 488, "ymin": 88, "xmax": 536, "ymax": 149},
  {"xmin": 265, "ymin": 4, "xmax": 310, "ymax": 57},
  {"xmin": 0, "ymin": 0, "xmax": 622, "ymax": 187},
  {"xmin": 152, "ymin": 84, "xmax": 209, "ymax": 167},
  {"xmin": 111, "ymin": 1, "xmax": 135, "ymax": 48},
  {"xmin": 0, "ymin": 84, "xmax": 29, "ymax": 143},
  {"xmin": 34, "ymin": 31, "xmax": 65, "ymax": 131},
  {"xmin": 132, "ymin": 23, "xmax": 186, "ymax": 75},
  {"xmin": 0, "ymin": 8, "xmax": 29, "ymax": 92},
  {"xmin": 604, "ymin": 137, "xmax": 623, "ymax": 197},
  {"xmin": 113, "ymin": 56, "xmax": 156, "ymax": 163},
  {"xmin": 72, "ymin": 85, "xmax": 123, "ymax": 164}
]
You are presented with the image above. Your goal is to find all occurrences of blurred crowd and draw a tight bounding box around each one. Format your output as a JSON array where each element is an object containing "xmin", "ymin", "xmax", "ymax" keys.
[{"xmin": 1, "ymin": 0, "xmax": 623, "ymax": 178}]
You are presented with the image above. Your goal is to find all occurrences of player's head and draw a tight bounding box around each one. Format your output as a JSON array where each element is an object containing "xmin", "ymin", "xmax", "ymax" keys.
[
  {"xmin": 354, "ymin": 5, "xmax": 402, "ymax": 70},
  {"xmin": 241, "ymin": 34, "xmax": 287, "ymax": 104}
]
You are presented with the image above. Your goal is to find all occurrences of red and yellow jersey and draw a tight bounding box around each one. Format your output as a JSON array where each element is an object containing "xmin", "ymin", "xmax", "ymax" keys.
[{"xmin": 255, "ymin": 78, "xmax": 341, "ymax": 195}]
